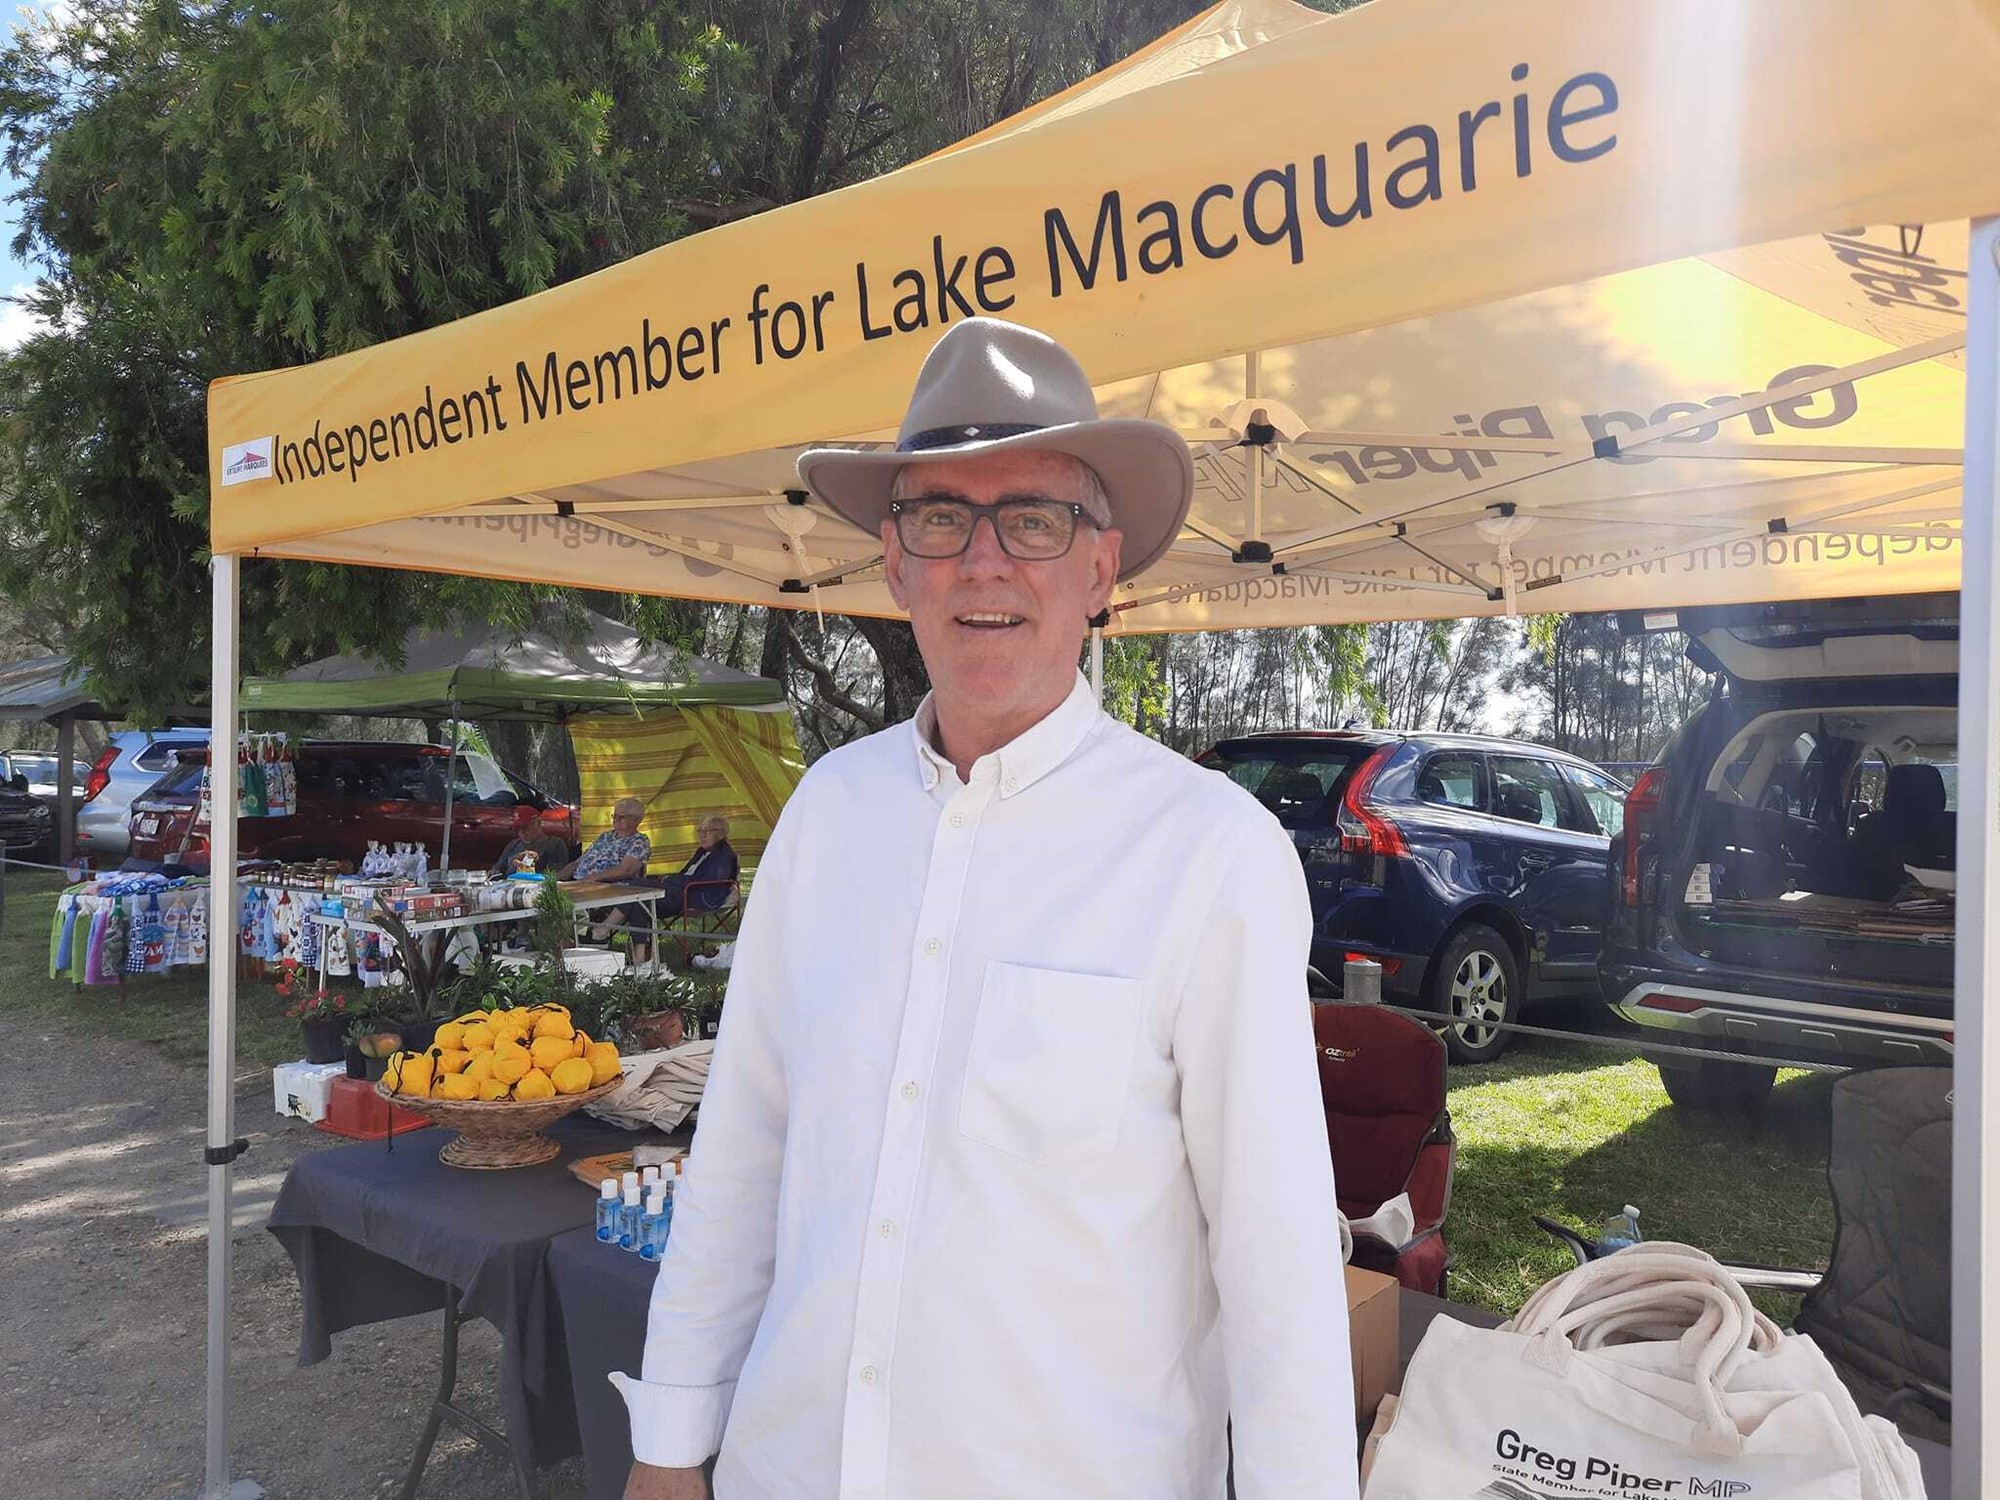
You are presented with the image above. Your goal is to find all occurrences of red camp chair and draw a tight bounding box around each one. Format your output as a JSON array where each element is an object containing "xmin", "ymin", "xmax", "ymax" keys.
[{"xmin": 1311, "ymin": 1001, "xmax": 1455, "ymax": 1295}]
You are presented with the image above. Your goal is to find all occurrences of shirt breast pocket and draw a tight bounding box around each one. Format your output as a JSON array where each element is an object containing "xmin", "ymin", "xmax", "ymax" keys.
[{"xmin": 959, "ymin": 961, "xmax": 1141, "ymax": 1164}]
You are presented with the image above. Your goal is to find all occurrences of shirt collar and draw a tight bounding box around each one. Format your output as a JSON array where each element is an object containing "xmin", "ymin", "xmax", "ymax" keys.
[{"xmin": 910, "ymin": 673, "xmax": 1101, "ymax": 798}]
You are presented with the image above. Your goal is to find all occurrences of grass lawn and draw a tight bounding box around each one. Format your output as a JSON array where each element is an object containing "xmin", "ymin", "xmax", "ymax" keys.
[
  {"xmin": 2, "ymin": 864, "xmax": 1834, "ymax": 1319},
  {"xmin": 1445, "ymin": 1040, "xmax": 1835, "ymax": 1318},
  {"xmin": 0, "ymin": 868, "xmax": 302, "ymax": 1071}
]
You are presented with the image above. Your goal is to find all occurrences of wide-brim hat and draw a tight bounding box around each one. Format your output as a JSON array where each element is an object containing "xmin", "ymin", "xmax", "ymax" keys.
[{"xmin": 797, "ymin": 318, "xmax": 1193, "ymax": 582}]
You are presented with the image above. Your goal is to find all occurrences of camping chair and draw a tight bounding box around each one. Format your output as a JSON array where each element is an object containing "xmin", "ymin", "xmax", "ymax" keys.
[
  {"xmin": 1311, "ymin": 1000, "xmax": 1455, "ymax": 1295},
  {"xmin": 1535, "ymin": 1066, "xmax": 1950, "ymax": 1436},
  {"xmin": 659, "ymin": 867, "xmax": 751, "ymax": 963}
]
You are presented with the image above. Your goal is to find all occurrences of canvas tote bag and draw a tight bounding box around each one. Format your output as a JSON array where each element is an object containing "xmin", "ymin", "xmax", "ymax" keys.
[{"xmin": 1365, "ymin": 1243, "xmax": 1924, "ymax": 1499}]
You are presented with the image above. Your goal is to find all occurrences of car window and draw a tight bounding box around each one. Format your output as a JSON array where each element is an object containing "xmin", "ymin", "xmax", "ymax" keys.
[
  {"xmin": 134, "ymin": 738, "xmax": 202, "ymax": 772},
  {"xmin": 1848, "ymin": 749, "xmax": 1892, "ymax": 833},
  {"xmin": 1561, "ymin": 764, "xmax": 1627, "ymax": 838},
  {"xmin": 316, "ymin": 756, "xmax": 398, "ymax": 801},
  {"xmin": 1415, "ymin": 752, "xmax": 1484, "ymax": 812},
  {"xmin": 1488, "ymin": 756, "xmax": 1566, "ymax": 829},
  {"xmin": 379, "ymin": 756, "xmax": 445, "ymax": 803},
  {"xmin": 1197, "ymin": 741, "xmax": 1375, "ymax": 830},
  {"xmin": 150, "ymin": 756, "xmax": 210, "ymax": 800}
]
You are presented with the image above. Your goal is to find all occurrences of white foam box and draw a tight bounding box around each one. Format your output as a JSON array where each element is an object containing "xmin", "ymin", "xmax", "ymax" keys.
[{"xmin": 273, "ymin": 1060, "xmax": 348, "ymax": 1123}]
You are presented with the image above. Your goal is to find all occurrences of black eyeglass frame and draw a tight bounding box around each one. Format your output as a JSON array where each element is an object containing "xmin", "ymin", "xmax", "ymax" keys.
[{"xmin": 887, "ymin": 496, "xmax": 1102, "ymax": 562}]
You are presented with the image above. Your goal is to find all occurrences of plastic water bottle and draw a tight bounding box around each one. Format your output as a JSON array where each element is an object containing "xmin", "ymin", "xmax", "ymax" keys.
[
  {"xmin": 638, "ymin": 1187, "xmax": 670, "ymax": 1262},
  {"xmin": 618, "ymin": 1182, "xmax": 644, "ymax": 1251},
  {"xmin": 594, "ymin": 1179, "xmax": 620, "ymax": 1244},
  {"xmin": 641, "ymin": 1165, "xmax": 661, "ymax": 1191},
  {"xmin": 1599, "ymin": 1205, "xmax": 1643, "ymax": 1254}
]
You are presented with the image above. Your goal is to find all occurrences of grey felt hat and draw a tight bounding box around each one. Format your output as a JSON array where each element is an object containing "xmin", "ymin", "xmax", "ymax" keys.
[{"xmin": 797, "ymin": 318, "xmax": 1194, "ymax": 581}]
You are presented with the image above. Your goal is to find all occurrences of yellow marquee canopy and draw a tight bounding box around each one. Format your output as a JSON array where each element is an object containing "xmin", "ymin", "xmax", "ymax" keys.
[{"xmin": 207, "ymin": 0, "xmax": 2000, "ymax": 631}]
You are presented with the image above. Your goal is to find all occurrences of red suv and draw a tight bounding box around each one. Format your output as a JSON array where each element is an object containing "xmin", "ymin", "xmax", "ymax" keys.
[{"xmin": 127, "ymin": 742, "xmax": 579, "ymax": 870}]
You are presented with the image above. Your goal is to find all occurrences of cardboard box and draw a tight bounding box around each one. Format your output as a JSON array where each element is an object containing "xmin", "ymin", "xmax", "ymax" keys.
[
  {"xmin": 272, "ymin": 1059, "xmax": 347, "ymax": 1124},
  {"xmin": 1345, "ymin": 1264, "xmax": 1400, "ymax": 1422}
]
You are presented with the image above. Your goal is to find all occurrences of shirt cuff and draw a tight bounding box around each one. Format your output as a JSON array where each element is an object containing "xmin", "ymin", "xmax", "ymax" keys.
[{"xmin": 609, "ymin": 1370, "xmax": 735, "ymax": 1468}]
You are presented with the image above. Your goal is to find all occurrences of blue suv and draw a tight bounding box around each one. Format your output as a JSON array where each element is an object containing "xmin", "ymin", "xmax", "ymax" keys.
[{"xmin": 1198, "ymin": 731, "xmax": 1629, "ymax": 1062}]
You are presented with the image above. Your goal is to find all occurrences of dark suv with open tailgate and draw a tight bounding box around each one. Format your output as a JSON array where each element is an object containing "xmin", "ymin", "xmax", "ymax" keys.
[{"xmin": 1600, "ymin": 596, "xmax": 1956, "ymax": 1114}]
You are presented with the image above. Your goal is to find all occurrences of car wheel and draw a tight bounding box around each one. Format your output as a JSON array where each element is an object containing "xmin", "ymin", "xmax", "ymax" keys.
[
  {"xmin": 1428, "ymin": 923, "xmax": 1520, "ymax": 1064},
  {"xmin": 1657, "ymin": 1058, "xmax": 1777, "ymax": 1117}
]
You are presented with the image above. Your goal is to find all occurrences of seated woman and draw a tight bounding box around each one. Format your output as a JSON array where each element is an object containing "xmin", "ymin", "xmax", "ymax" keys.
[{"xmin": 587, "ymin": 814, "xmax": 738, "ymax": 965}]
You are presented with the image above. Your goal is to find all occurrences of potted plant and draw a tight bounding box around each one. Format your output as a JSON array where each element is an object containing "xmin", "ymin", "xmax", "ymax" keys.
[
  {"xmin": 340, "ymin": 992, "xmax": 400, "ymax": 1079},
  {"xmin": 284, "ymin": 984, "xmax": 350, "ymax": 1065}
]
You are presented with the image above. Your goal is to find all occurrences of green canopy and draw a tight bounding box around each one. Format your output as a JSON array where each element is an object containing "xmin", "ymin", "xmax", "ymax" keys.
[{"xmin": 240, "ymin": 611, "xmax": 783, "ymax": 720}]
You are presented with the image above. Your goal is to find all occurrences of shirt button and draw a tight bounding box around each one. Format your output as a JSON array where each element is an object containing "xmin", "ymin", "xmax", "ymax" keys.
[
  {"xmin": 878, "ymin": 1220, "xmax": 896, "ymax": 1238},
  {"xmin": 901, "ymin": 1081, "xmax": 920, "ymax": 1100},
  {"xmin": 923, "ymin": 938, "xmax": 941, "ymax": 956},
  {"xmin": 858, "ymin": 1365, "xmax": 879, "ymax": 1386},
  {"xmin": 1004, "ymin": 777, "xmax": 1018, "ymax": 793},
  {"xmin": 949, "ymin": 812, "xmax": 967, "ymax": 828}
]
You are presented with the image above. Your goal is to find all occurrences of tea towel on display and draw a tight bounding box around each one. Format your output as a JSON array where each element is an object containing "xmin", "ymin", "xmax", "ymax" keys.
[{"xmin": 1363, "ymin": 1243, "xmax": 1924, "ymax": 1499}]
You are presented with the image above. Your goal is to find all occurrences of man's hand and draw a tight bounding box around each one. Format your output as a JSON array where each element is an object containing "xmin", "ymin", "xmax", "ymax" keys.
[{"xmin": 623, "ymin": 1461, "xmax": 709, "ymax": 1499}]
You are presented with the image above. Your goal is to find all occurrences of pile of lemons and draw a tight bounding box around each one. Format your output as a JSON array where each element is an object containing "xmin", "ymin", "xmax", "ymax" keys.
[{"xmin": 384, "ymin": 1003, "xmax": 622, "ymax": 1103}]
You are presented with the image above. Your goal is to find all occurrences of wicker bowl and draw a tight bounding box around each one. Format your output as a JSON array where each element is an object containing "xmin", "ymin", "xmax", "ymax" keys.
[{"xmin": 373, "ymin": 1076, "xmax": 624, "ymax": 1170}]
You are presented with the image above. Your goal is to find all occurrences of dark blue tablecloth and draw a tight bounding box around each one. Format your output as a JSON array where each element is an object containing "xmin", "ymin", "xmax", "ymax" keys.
[{"xmin": 267, "ymin": 1115, "xmax": 655, "ymax": 1467}]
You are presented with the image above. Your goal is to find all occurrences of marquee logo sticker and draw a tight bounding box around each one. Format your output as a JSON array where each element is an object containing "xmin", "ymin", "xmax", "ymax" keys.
[{"xmin": 221, "ymin": 436, "xmax": 275, "ymax": 486}]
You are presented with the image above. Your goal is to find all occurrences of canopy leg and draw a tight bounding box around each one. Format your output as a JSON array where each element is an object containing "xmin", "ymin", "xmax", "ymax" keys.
[
  {"xmin": 1089, "ymin": 623, "xmax": 1104, "ymax": 706},
  {"xmin": 202, "ymin": 555, "xmax": 263, "ymax": 1499},
  {"xmin": 1954, "ymin": 212, "xmax": 2000, "ymax": 1500},
  {"xmin": 440, "ymin": 699, "xmax": 460, "ymax": 875}
]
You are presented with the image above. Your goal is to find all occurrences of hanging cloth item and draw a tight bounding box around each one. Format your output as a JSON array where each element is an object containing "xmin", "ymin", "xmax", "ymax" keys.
[
  {"xmin": 139, "ymin": 894, "xmax": 168, "ymax": 974},
  {"xmin": 323, "ymin": 920, "xmax": 351, "ymax": 978},
  {"xmin": 163, "ymin": 903, "xmax": 188, "ymax": 968},
  {"xmin": 296, "ymin": 907, "xmax": 321, "ymax": 970},
  {"xmin": 187, "ymin": 895, "xmax": 209, "ymax": 967},
  {"xmin": 103, "ymin": 901, "xmax": 131, "ymax": 979},
  {"xmin": 51, "ymin": 896, "xmax": 80, "ymax": 978}
]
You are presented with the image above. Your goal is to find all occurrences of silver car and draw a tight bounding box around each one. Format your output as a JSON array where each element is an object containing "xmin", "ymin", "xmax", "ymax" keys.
[{"xmin": 75, "ymin": 728, "xmax": 211, "ymax": 861}]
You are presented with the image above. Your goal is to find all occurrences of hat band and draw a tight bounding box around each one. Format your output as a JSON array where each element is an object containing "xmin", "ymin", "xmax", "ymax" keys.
[{"xmin": 898, "ymin": 422, "xmax": 1046, "ymax": 453}]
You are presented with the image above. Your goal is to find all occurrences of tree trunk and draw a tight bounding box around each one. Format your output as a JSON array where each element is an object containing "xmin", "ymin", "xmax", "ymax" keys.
[{"xmin": 852, "ymin": 617, "xmax": 931, "ymax": 724}]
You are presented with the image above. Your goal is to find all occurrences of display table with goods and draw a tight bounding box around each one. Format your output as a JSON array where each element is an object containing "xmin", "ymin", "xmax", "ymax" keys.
[{"xmin": 268, "ymin": 1105, "xmax": 689, "ymax": 1500}]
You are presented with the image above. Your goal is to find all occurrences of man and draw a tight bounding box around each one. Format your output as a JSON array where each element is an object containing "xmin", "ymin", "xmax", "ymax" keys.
[
  {"xmin": 491, "ymin": 828, "xmax": 570, "ymax": 878},
  {"xmin": 616, "ymin": 318, "xmax": 1355, "ymax": 1499}
]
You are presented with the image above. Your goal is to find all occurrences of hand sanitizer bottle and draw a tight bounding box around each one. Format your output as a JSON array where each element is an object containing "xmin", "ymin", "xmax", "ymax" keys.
[
  {"xmin": 618, "ymin": 1182, "xmax": 644, "ymax": 1251},
  {"xmin": 638, "ymin": 1187, "xmax": 669, "ymax": 1262},
  {"xmin": 595, "ymin": 1179, "xmax": 620, "ymax": 1244}
]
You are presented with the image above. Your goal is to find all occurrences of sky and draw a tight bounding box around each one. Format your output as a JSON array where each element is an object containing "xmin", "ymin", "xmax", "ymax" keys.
[{"xmin": 0, "ymin": 4, "xmax": 46, "ymax": 349}]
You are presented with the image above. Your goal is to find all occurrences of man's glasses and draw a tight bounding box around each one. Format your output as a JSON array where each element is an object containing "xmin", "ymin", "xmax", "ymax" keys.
[{"xmin": 890, "ymin": 496, "xmax": 1098, "ymax": 561}]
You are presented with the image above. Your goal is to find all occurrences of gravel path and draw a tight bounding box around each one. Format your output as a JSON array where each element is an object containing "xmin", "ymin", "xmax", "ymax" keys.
[{"xmin": 0, "ymin": 1003, "xmax": 595, "ymax": 1499}]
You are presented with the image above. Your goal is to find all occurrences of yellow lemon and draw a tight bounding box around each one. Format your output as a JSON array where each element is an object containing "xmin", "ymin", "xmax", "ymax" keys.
[
  {"xmin": 551, "ymin": 1057, "xmax": 595, "ymax": 1095},
  {"xmin": 514, "ymin": 1068, "xmax": 556, "ymax": 1102},
  {"xmin": 455, "ymin": 1009, "xmax": 489, "ymax": 1025},
  {"xmin": 532, "ymin": 1010, "xmax": 575, "ymax": 1042},
  {"xmin": 433, "ymin": 1021, "xmax": 466, "ymax": 1051},
  {"xmin": 436, "ymin": 1048, "xmax": 473, "ymax": 1076},
  {"xmin": 571, "ymin": 1028, "xmax": 592, "ymax": 1059},
  {"xmin": 439, "ymin": 1072, "xmax": 481, "ymax": 1101},
  {"xmin": 490, "ymin": 1042, "xmax": 532, "ymax": 1084},
  {"xmin": 459, "ymin": 1022, "xmax": 494, "ymax": 1053},
  {"xmin": 477, "ymin": 1078, "xmax": 512, "ymax": 1101},
  {"xmin": 385, "ymin": 1050, "xmax": 433, "ymax": 1096},
  {"xmin": 464, "ymin": 1051, "xmax": 495, "ymax": 1084},
  {"xmin": 530, "ymin": 1034, "xmax": 574, "ymax": 1072},
  {"xmin": 585, "ymin": 1042, "xmax": 622, "ymax": 1087}
]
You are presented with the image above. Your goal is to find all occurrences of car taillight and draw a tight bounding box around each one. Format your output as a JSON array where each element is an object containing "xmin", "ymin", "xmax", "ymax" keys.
[
  {"xmin": 1343, "ymin": 949, "xmax": 1403, "ymax": 977},
  {"xmin": 1621, "ymin": 766, "xmax": 1667, "ymax": 906},
  {"xmin": 82, "ymin": 745, "xmax": 118, "ymax": 803},
  {"xmin": 1337, "ymin": 747, "xmax": 1409, "ymax": 859}
]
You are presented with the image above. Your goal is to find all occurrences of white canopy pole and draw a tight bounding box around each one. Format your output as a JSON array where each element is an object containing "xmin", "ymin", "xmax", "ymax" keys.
[
  {"xmin": 439, "ymin": 697, "xmax": 460, "ymax": 874},
  {"xmin": 203, "ymin": 554, "xmax": 261, "ymax": 1498},
  {"xmin": 1953, "ymin": 213, "xmax": 2000, "ymax": 1500},
  {"xmin": 1089, "ymin": 624, "xmax": 1104, "ymax": 705}
]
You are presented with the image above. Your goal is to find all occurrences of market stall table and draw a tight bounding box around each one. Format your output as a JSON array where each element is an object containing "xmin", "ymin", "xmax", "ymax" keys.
[
  {"xmin": 308, "ymin": 879, "xmax": 666, "ymax": 990},
  {"xmin": 267, "ymin": 1114, "xmax": 672, "ymax": 1500},
  {"xmin": 542, "ymin": 1252, "xmax": 1952, "ymax": 1500}
]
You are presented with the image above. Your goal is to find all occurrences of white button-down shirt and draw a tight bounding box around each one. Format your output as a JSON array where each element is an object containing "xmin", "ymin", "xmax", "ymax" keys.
[{"xmin": 613, "ymin": 674, "xmax": 1356, "ymax": 1498}]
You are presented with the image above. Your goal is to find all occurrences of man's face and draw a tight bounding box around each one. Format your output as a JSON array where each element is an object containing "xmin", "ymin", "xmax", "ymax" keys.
[
  {"xmin": 696, "ymin": 823, "xmax": 722, "ymax": 848},
  {"xmin": 881, "ymin": 449, "xmax": 1122, "ymax": 724}
]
